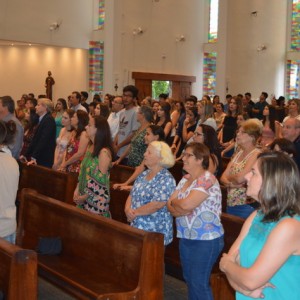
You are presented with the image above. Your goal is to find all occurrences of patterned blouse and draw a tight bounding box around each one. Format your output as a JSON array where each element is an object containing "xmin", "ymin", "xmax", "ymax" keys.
[
  {"xmin": 227, "ymin": 148, "xmax": 260, "ymax": 207},
  {"xmin": 78, "ymin": 149, "xmax": 111, "ymax": 218},
  {"xmin": 127, "ymin": 128, "xmax": 147, "ymax": 167},
  {"xmin": 175, "ymin": 171, "xmax": 224, "ymax": 240},
  {"xmin": 130, "ymin": 168, "xmax": 176, "ymax": 245},
  {"xmin": 65, "ymin": 134, "xmax": 83, "ymax": 173}
]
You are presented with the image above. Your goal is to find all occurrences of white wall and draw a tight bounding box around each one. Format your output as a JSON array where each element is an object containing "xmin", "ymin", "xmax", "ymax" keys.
[
  {"xmin": 0, "ymin": 45, "xmax": 88, "ymax": 102},
  {"xmin": 111, "ymin": 0, "xmax": 208, "ymax": 98},
  {"xmin": 226, "ymin": 0, "xmax": 288, "ymax": 100},
  {"xmin": 0, "ymin": 0, "xmax": 94, "ymax": 49},
  {"xmin": 0, "ymin": 0, "xmax": 292, "ymax": 102}
]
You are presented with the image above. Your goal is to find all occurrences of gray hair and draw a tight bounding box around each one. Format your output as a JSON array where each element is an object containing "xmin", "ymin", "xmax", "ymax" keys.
[{"xmin": 140, "ymin": 105, "xmax": 153, "ymax": 123}]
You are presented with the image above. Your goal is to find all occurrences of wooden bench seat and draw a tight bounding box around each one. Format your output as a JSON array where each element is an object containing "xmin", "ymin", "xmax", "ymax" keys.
[
  {"xmin": 0, "ymin": 237, "xmax": 37, "ymax": 300},
  {"xmin": 17, "ymin": 189, "xmax": 164, "ymax": 300}
]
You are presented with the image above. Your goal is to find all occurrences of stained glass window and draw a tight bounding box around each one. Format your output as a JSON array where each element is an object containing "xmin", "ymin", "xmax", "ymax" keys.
[
  {"xmin": 286, "ymin": 60, "xmax": 300, "ymax": 99},
  {"xmin": 89, "ymin": 41, "xmax": 104, "ymax": 93},
  {"xmin": 208, "ymin": 0, "xmax": 219, "ymax": 43},
  {"xmin": 98, "ymin": 0, "xmax": 105, "ymax": 29},
  {"xmin": 203, "ymin": 52, "xmax": 217, "ymax": 97}
]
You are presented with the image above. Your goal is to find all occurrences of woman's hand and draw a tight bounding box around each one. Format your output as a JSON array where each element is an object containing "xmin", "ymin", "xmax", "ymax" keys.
[
  {"xmin": 125, "ymin": 207, "xmax": 136, "ymax": 222},
  {"xmin": 184, "ymin": 117, "xmax": 190, "ymax": 126},
  {"xmin": 112, "ymin": 158, "xmax": 121, "ymax": 166},
  {"xmin": 58, "ymin": 162, "xmax": 67, "ymax": 172},
  {"xmin": 219, "ymin": 252, "xmax": 237, "ymax": 272},
  {"xmin": 27, "ymin": 158, "xmax": 37, "ymax": 166},
  {"xmin": 244, "ymin": 283, "xmax": 275, "ymax": 298},
  {"xmin": 113, "ymin": 183, "xmax": 124, "ymax": 189},
  {"xmin": 73, "ymin": 193, "xmax": 88, "ymax": 205}
]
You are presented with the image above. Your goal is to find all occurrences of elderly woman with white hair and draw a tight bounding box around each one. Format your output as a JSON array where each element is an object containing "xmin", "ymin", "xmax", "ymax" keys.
[{"xmin": 125, "ymin": 141, "xmax": 176, "ymax": 245}]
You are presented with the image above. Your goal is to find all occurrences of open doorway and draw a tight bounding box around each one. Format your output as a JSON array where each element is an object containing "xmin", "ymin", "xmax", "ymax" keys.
[{"xmin": 152, "ymin": 80, "xmax": 171, "ymax": 100}]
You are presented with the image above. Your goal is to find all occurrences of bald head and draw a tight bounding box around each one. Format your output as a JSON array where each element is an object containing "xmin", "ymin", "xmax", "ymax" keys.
[{"xmin": 282, "ymin": 118, "xmax": 300, "ymax": 142}]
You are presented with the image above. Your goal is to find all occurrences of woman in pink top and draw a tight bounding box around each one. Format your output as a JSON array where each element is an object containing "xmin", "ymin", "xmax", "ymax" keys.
[{"xmin": 59, "ymin": 110, "xmax": 89, "ymax": 173}]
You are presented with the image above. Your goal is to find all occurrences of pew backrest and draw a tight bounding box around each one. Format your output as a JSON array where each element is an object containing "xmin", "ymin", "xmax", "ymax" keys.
[
  {"xmin": 0, "ymin": 237, "xmax": 37, "ymax": 300},
  {"xmin": 17, "ymin": 189, "xmax": 164, "ymax": 300},
  {"xmin": 18, "ymin": 163, "xmax": 78, "ymax": 204}
]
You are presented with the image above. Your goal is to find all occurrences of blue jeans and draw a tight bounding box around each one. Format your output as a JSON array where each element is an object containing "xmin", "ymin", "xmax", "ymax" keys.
[
  {"xmin": 226, "ymin": 204, "xmax": 254, "ymax": 219},
  {"xmin": 3, "ymin": 232, "xmax": 16, "ymax": 244},
  {"xmin": 179, "ymin": 236, "xmax": 224, "ymax": 300}
]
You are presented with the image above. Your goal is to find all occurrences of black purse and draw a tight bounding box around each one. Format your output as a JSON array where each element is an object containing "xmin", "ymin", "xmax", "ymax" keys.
[{"xmin": 36, "ymin": 237, "xmax": 62, "ymax": 255}]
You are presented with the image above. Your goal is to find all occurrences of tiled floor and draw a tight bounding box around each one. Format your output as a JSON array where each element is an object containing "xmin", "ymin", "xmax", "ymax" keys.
[{"xmin": 38, "ymin": 275, "xmax": 188, "ymax": 299}]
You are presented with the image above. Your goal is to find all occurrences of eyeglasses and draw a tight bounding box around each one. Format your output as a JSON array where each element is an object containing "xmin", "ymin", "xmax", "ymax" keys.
[
  {"xmin": 194, "ymin": 132, "xmax": 204, "ymax": 137},
  {"xmin": 182, "ymin": 152, "xmax": 195, "ymax": 158}
]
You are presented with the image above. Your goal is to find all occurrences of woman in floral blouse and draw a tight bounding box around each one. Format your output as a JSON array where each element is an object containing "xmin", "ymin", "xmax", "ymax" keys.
[
  {"xmin": 125, "ymin": 141, "xmax": 176, "ymax": 245},
  {"xmin": 167, "ymin": 142, "xmax": 224, "ymax": 300}
]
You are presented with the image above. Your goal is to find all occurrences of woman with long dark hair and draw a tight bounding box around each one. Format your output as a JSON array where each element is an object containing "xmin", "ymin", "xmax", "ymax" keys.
[
  {"xmin": 193, "ymin": 124, "xmax": 222, "ymax": 176},
  {"xmin": 260, "ymin": 105, "xmax": 276, "ymax": 148},
  {"xmin": 74, "ymin": 115, "xmax": 114, "ymax": 217},
  {"xmin": 155, "ymin": 102, "xmax": 172, "ymax": 143},
  {"xmin": 59, "ymin": 110, "xmax": 89, "ymax": 173}
]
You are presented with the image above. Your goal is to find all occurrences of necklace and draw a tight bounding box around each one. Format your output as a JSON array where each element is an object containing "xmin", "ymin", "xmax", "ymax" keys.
[{"xmin": 232, "ymin": 148, "xmax": 259, "ymax": 165}]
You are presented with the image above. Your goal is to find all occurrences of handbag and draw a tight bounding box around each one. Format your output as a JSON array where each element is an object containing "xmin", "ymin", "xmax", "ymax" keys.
[{"xmin": 36, "ymin": 237, "xmax": 62, "ymax": 255}]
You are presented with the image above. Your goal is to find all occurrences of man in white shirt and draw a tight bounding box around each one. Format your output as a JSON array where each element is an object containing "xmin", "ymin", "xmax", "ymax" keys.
[
  {"xmin": 107, "ymin": 95, "xmax": 124, "ymax": 140},
  {"xmin": 114, "ymin": 85, "xmax": 139, "ymax": 165},
  {"xmin": 70, "ymin": 91, "xmax": 87, "ymax": 112}
]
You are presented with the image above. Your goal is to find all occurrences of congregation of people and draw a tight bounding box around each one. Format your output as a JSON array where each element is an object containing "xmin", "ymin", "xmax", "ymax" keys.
[{"xmin": 1, "ymin": 86, "xmax": 300, "ymax": 300}]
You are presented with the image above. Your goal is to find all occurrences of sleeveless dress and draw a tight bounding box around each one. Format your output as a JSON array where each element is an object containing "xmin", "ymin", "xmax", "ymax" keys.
[
  {"xmin": 237, "ymin": 213, "xmax": 300, "ymax": 300},
  {"xmin": 55, "ymin": 137, "xmax": 69, "ymax": 166},
  {"xmin": 78, "ymin": 150, "xmax": 111, "ymax": 218},
  {"xmin": 127, "ymin": 128, "xmax": 147, "ymax": 167},
  {"xmin": 227, "ymin": 148, "xmax": 260, "ymax": 207},
  {"xmin": 222, "ymin": 116, "xmax": 237, "ymax": 143},
  {"xmin": 55, "ymin": 114, "xmax": 63, "ymax": 139},
  {"xmin": 65, "ymin": 135, "xmax": 82, "ymax": 173}
]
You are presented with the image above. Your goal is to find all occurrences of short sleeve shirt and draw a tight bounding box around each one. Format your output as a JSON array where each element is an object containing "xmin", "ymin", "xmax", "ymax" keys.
[
  {"xmin": 117, "ymin": 107, "xmax": 140, "ymax": 157},
  {"xmin": 176, "ymin": 171, "xmax": 223, "ymax": 240},
  {"xmin": 130, "ymin": 168, "xmax": 176, "ymax": 245}
]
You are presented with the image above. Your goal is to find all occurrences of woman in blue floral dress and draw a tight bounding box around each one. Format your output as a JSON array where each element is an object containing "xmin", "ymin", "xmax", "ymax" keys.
[{"xmin": 125, "ymin": 141, "xmax": 176, "ymax": 245}]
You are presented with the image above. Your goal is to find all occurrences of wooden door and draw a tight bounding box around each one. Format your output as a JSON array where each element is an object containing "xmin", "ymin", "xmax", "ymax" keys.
[{"xmin": 134, "ymin": 79, "xmax": 152, "ymax": 101}]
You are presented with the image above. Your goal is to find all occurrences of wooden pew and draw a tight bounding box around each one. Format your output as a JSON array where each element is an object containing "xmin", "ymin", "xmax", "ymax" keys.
[
  {"xmin": 18, "ymin": 162, "xmax": 78, "ymax": 205},
  {"xmin": 110, "ymin": 164, "xmax": 134, "ymax": 184},
  {"xmin": 17, "ymin": 162, "xmax": 241, "ymax": 300},
  {"xmin": 0, "ymin": 237, "xmax": 37, "ymax": 300},
  {"xmin": 17, "ymin": 189, "xmax": 164, "ymax": 300}
]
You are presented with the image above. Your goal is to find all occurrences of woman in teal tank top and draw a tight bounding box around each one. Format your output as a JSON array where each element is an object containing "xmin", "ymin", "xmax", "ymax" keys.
[
  {"xmin": 73, "ymin": 115, "xmax": 114, "ymax": 218},
  {"xmin": 220, "ymin": 151, "xmax": 300, "ymax": 299}
]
